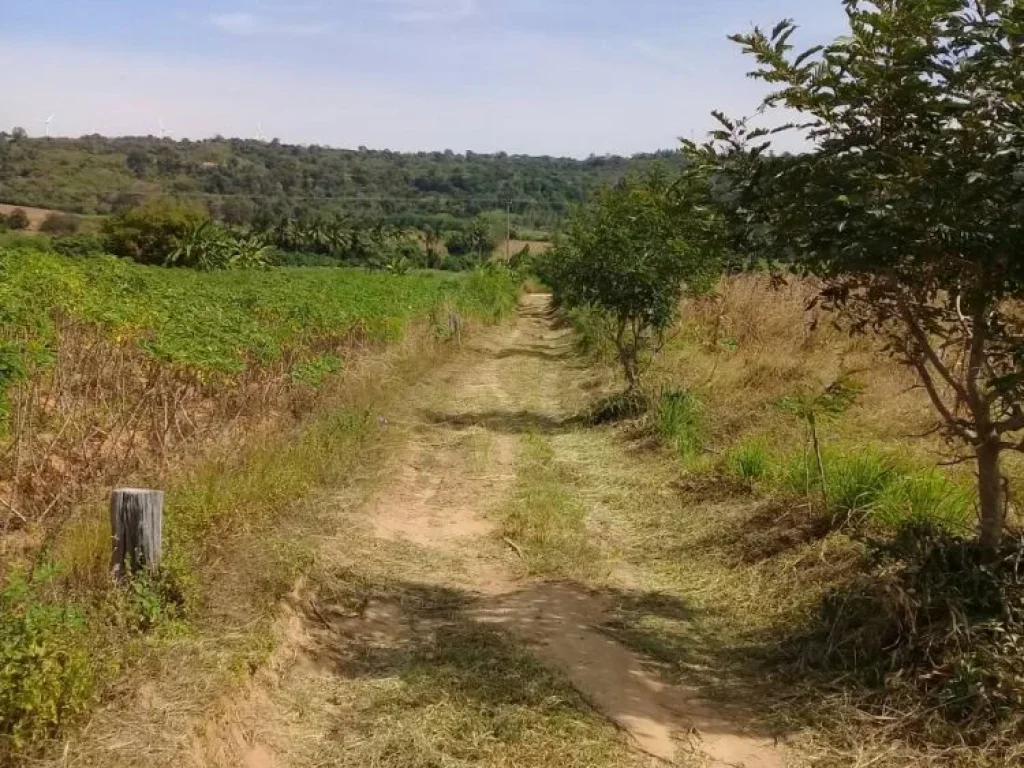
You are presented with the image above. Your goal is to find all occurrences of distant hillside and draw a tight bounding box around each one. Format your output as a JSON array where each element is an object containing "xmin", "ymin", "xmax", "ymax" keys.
[{"xmin": 0, "ymin": 133, "xmax": 683, "ymax": 228}]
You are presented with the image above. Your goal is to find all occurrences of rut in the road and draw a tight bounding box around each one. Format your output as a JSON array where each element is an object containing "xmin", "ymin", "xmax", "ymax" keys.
[{"xmin": 204, "ymin": 295, "xmax": 787, "ymax": 768}]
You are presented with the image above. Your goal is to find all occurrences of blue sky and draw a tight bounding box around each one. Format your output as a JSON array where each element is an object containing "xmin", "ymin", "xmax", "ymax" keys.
[{"xmin": 0, "ymin": 0, "xmax": 847, "ymax": 156}]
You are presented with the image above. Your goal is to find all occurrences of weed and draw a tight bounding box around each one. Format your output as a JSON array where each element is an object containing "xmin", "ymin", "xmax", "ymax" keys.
[
  {"xmin": 656, "ymin": 388, "xmax": 706, "ymax": 459},
  {"xmin": 0, "ymin": 566, "xmax": 96, "ymax": 751},
  {"xmin": 874, "ymin": 470, "xmax": 974, "ymax": 533}
]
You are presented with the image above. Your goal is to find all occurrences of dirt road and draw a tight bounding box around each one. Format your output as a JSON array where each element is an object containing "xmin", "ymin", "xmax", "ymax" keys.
[{"xmin": 203, "ymin": 295, "xmax": 788, "ymax": 768}]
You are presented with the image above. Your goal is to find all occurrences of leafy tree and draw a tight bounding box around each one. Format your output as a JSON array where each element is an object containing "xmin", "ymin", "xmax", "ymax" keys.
[
  {"xmin": 125, "ymin": 149, "xmax": 150, "ymax": 178},
  {"xmin": 38, "ymin": 212, "xmax": 80, "ymax": 236},
  {"xmin": 714, "ymin": 0, "xmax": 1024, "ymax": 548},
  {"xmin": 7, "ymin": 209, "xmax": 30, "ymax": 231},
  {"xmin": 101, "ymin": 198, "xmax": 209, "ymax": 265},
  {"xmin": 445, "ymin": 216, "xmax": 496, "ymax": 262},
  {"xmin": 542, "ymin": 171, "xmax": 721, "ymax": 389}
]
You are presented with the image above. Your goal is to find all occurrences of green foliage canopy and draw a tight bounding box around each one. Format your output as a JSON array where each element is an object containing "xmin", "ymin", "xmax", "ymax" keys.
[{"xmin": 708, "ymin": 0, "xmax": 1024, "ymax": 546}]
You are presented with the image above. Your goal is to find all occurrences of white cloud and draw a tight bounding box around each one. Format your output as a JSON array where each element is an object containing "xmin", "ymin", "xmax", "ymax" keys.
[{"xmin": 208, "ymin": 11, "xmax": 333, "ymax": 36}]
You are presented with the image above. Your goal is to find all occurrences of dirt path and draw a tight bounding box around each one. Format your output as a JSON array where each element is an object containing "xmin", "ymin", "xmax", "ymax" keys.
[{"xmin": 205, "ymin": 296, "xmax": 788, "ymax": 768}]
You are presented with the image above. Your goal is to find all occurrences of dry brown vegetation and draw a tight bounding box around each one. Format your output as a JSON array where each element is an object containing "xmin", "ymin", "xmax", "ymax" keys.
[
  {"xmin": 2, "ymin": 317, "xmax": 387, "ymax": 572},
  {"xmin": 607, "ymin": 273, "xmax": 1024, "ymax": 766}
]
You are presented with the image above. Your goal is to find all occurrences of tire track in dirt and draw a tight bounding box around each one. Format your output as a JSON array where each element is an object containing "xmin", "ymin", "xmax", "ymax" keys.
[{"xmin": 207, "ymin": 295, "xmax": 788, "ymax": 768}]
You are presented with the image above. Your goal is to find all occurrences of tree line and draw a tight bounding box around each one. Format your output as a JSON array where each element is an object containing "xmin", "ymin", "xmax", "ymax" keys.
[{"xmin": 0, "ymin": 133, "xmax": 682, "ymax": 231}]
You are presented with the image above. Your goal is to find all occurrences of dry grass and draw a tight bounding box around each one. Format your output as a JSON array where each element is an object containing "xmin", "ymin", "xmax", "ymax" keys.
[
  {"xmin": 661, "ymin": 274, "xmax": 935, "ymax": 452},
  {"xmin": 555, "ymin": 274, "xmax": 1016, "ymax": 766},
  {"xmin": 497, "ymin": 433, "xmax": 604, "ymax": 579}
]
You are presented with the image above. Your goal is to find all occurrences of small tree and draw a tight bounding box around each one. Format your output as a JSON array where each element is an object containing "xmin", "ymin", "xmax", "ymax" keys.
[
  {"xmin": 544, "ymin": 171, "xmax": 721, "ymax": 389},
  {"xmin": 7, "ymin": 209, "xmax": 30, "ymax": 231},
  {"xmin": 714, "ymin": 1, "xmax": 1024, "ymax": 548}
]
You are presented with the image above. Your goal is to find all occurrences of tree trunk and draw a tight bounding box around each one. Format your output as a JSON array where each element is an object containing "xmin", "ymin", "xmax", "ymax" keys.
[
  {"xmin": 977, "ymin": 439, "xmax": 1004, "ymax": 551},
  {"xmin": 615, "ymin": 318, "xmax": 639, "ymax": 390}
]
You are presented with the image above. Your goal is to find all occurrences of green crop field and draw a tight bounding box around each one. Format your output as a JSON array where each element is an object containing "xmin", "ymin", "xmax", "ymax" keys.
[{"xmin": 0, "ymin": 247, "xmax": 517, "ymax": 427}]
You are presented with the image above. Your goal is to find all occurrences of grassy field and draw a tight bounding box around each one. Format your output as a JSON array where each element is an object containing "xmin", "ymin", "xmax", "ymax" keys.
[{"xmin": 0, "ymin": 245, "xmax": 519, "ymax": 762}]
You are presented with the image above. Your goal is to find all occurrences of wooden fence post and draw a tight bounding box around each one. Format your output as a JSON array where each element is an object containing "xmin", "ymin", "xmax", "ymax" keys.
[{"xmin": 110, "ymin": 488, "xmax": 163, "ymax": 578}]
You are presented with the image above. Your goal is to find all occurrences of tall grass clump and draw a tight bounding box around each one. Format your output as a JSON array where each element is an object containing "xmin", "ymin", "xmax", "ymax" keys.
[
  {"xmin": 724, "ymin": 437, "xmax": 771, "ymax": 484},
  {"xmin": 777, "ymin": 448, "xmax": 974, "ymax": 534},
  {"xmin": 656, "ymin": 389, "xmax": 706, "ymax": 460},
  {"xmin": 874, "ymin": 470, "xmax": 974, "ymax": 533}
]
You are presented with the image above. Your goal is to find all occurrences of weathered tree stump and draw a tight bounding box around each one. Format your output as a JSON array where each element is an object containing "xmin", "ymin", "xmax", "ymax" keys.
[{"xmin": 110, "ymin": 488, "xmax": 163, "ymax": 578}]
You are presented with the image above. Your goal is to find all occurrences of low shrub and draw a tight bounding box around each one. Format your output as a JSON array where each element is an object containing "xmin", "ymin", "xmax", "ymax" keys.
[
  {"xmin": 38, "ymin": 212, "xmax": 79, "ymax": 236},
  {"xmin": 585, "ymin": 389, "xmax": 650, "ymax": 425},
  {"xmin": 7, "ymin": 209, "xmax": 30, "ymax": 231},
  {"xmin": 0, "ymin": 567, "xmax": 96, "ymax": 751},
  {"xmin": 51, "ymin": 234, "xmax": 106, "ymax": 259}
]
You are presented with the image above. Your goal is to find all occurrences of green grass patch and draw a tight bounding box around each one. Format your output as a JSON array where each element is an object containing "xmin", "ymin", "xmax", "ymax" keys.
[
  {"xmin": 724, "ymin": 437, "xmax": 771, "ymax": 484},
  {"xmin": 775, "ymin": 447, "xmax": 973, "ymax": 533},
  {"xmin": 656, "ymin": 388, "xmax": 706, "ymax": 460}
]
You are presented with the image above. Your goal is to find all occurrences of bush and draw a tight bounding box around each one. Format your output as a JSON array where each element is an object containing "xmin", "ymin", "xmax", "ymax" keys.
[
  {"xmin": 38, "ymin": 212, "xmax": 80, "ymax": 236},
  {"xmin": 585, "ymin": 389, "xmax": 650, "ymax": 425},
  {"xmin": 7, "ymin": 209, "xmax": 30, "ymax": 231},
  {"xmin": 51, "ymin": 234, "xmax": 106, "ymax": 259},
  {"xmin": 101, "ymin": 197, "xmax": 209, "ymax": 265}
]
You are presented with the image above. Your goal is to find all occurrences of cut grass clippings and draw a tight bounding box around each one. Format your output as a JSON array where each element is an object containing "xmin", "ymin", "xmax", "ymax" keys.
[{"xmin": 498, "ymin": 434, "xmax": 601, "ymax": 579}]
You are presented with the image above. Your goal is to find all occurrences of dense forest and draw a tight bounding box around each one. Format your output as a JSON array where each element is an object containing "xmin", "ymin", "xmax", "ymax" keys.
[{"xmin": 0, "ymin": 132, "xmax": 682, "ymax": 230}]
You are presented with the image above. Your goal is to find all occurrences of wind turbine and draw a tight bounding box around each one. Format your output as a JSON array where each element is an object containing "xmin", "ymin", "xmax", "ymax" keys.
[
  {"xmin": 255, "ymin": 121, "xmax": 266, "ymax": 142},
  {"xmin": 157, "ymin": 118, "xmax": 172, "ymax": 140},
  {"xmin": 41, "ymin": 114, "xmax": 55, "ymax": 138}
]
